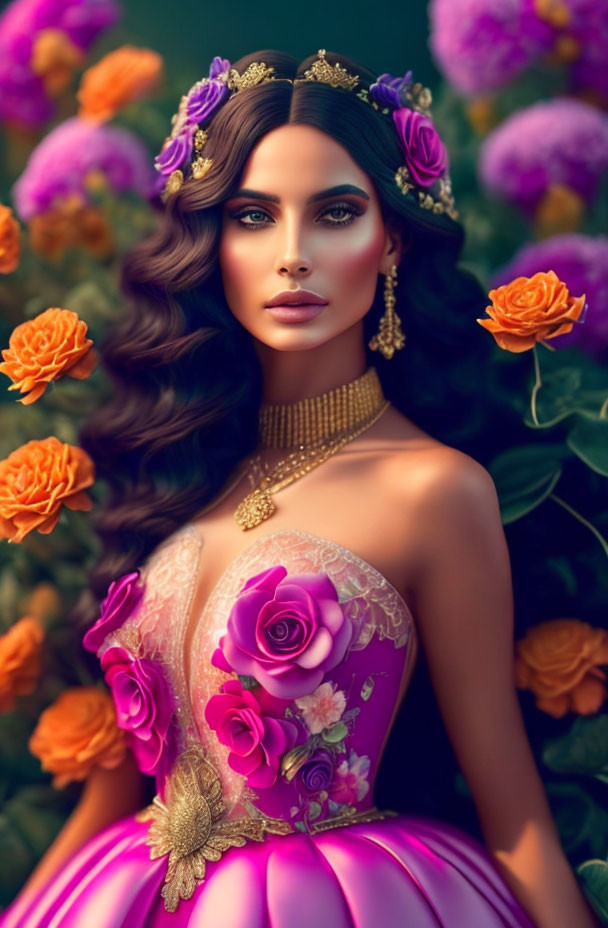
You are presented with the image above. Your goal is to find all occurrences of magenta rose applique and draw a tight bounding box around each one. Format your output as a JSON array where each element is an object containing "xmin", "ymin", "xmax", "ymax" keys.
[
  {"xmin": 211, "ymin": 565, "xmax": 353, "ymax": 699},
  {"xmin": 101, "ymin": 646, "xmax": 177, "ymax": 780},
  {"xmin": 392, "ymin": 107, "xmax": 448, "ymax": 188},
  {"xmin": 204, "ymin": 678, "xmax": 298, "ymax": 788},
  {"xmin": 82, "ymin": 570, "xmax": 144, "ymax": 654}
]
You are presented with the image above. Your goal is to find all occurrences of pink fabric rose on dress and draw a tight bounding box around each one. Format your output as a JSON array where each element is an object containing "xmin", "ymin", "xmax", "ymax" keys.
[
  {"xmin": 101, "ymin": 646, "xmax": 176, "ymax": 780},
  {"xmin": 82, "ymin": 570, "xmax": 144, "ymax": 654},
  {"xmin": 392, "ymin": 107, "xmax": 448, "ymax": 188},
  {"xmin": 204, "ymin": 678, "xmax": 298, "ymax": 788},
  {"xmin": 212, "ymin": 565, "xmax": 352, "ymax": 699}
]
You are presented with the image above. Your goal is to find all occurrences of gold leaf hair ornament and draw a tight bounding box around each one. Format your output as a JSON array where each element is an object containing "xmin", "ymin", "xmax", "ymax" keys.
[{"xmin": 155, "ymin": 49, "xmax": 458, "ymax": 220}]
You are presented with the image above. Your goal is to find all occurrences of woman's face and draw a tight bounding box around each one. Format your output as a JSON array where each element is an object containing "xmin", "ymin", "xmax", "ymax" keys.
[{"xmin": 218, "ymin": 124, "xmax": 401, "ymax": 353}]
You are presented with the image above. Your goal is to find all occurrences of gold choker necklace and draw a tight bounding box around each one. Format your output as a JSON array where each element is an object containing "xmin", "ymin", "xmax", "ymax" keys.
[
  {"xmin": 233, "ymin": 367, "xmax": 389, "ymax": 529},
  {"xmin": 258, "ymin": 366, "xmax": 385, "ymax": 449}
]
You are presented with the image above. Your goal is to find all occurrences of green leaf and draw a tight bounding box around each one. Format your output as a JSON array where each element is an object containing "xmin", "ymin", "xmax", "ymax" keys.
[
  {"xmin": 522, "ymin": 366, "xmax": 608, "ymax": 430},
  {"xmin": 543, "ymin": 716, "xmax": 608, "ymax": 778},
  {"xmin": 487, "ymin": 443, "xmax": 570, "ymax": 524},
  {"xmin": 576, "ymin": 859, "xmax": 608, "ymax": 925},
  {"xmin": 237, "ymin": 675, "xmax": 258, "ymax": 690},
  {"xmin": 308, "ymin": 801, "xmax": 322, "ymax": 821},
  {"xmin": 360, "ymin": 676, "xmax": 375, "ymax": 701},
  {"xmin": 322, "ymin": 722, "xmax": 348, "ymax": 744},
  {"xmin": 567, "ymin": 414, "xmax": 608, "ymax": 477}
]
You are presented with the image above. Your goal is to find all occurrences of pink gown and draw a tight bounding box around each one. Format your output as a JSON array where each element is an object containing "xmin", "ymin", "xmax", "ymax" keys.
[{"xmin": 2, "ymin": 524, "xmax": 537, "ymax": 927}]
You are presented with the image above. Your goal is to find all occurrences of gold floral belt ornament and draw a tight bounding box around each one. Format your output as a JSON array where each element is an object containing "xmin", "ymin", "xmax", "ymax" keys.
[{"xmin": 136, "ymin": 740, "xmax": 396, "ymax": 912}]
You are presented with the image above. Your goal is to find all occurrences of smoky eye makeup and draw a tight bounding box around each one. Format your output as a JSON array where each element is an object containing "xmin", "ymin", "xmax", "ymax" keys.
[{"xmin": 227, "ymin": 199, "xmax": 366, "ymax": 230}]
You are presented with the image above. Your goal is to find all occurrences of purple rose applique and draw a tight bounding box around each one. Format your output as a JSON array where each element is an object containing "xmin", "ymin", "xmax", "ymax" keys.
[
  {"xmin": 101, "ymin": 646, "xmax": 177, "ymax": 780},
  {"xmin": 369, "ymin": 71, "xmax": 413, "ymax": 109},
  {"xmin": 298, "ymin": 747, "xmax": 335, "ymax": 792},
  {"xmin": 212, "ymin": 565, "xmax": 353, "ymax": 700},
  {"xmin": 82, "ymin": 570, "xmax": 144, "ymax": 654},
  {"xmin": 204, "ymin": 678, "xmax": 297, "ymax": 788},
  {"xmin": 392, "ymin": 107, "xmax": 448, "ymax": 188}
]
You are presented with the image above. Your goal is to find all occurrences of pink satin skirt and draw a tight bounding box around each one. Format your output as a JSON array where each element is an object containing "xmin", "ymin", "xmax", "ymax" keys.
[{"xmin": 1, "ymin": 812, "xmax": 537, "ymax": 927}]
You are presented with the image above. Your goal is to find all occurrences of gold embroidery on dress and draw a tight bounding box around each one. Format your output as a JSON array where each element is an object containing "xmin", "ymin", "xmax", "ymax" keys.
[
  {"xmin": 309, "ymin": 805, "xmax": 398, "ymax": 834},
  {"xmin": 135, "ymin": 740, "xmax": 293, "ymax": 912}
]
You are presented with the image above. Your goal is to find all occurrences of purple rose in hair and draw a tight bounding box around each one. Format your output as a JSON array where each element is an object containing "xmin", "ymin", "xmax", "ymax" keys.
[
  {"xmin": 154, "ymin": 125, "xmax": 197, "ymax": 176},
  {"xmin": 299, "ymin": 748, "xmax": 334, "ymax": 792},
  {"xmin": 212, "ymin": 565, "xmax": 352, "ymax": 700},
  {"xmin": 369, "ymin": 71, "xmax": 413, "ymax": 109},
  {"xmin": 186, "ymin": 56, "xmax": 231, "ymax": 124},
  {"xmin": 82, "ymin": 570, "xmax": 144, "ymax": 654},
  {"xmin": 205, "ymin": 678, "xmax": 297, "ymax": 789},
  {"xmin": 392, "ymin": 107, "xmax": 448, "ymax": 188},
  {"xmin": 101, "ymin": 646, "xmax": 177, "ymax": 780}
]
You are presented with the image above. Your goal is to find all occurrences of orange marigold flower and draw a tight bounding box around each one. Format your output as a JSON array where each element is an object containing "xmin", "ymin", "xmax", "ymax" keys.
[
  {"xmin": 29, "ymin": 686, "xmax": 127, "ymax": 788},
  {"xmin": 515, "ymin": 618, "xmax": 608, "ymax": 718},
  {"xmin": 0, "ymin": 307, "xmax": 99, "ymax": 405},
  {"xmin": 0, "ymin": 203, "xmax": 21, "ymax": 274},
  {"xmin": 477, "ymin": 269, "xmax": 587, "ymax": 352},
  {"xmin": 0, "ymin": 617, "xmax": 44, "ymax": 712},
  {"xmin": 77, "ymin": 45, "xmax": 164, "ymax": 123},
  {"xmin": 31, "ymin": 28, "xmax": 85, "ymax": 97},
  {"xmin": 0, "ymin": 436, "xmax": 95, "ymax": 544}
]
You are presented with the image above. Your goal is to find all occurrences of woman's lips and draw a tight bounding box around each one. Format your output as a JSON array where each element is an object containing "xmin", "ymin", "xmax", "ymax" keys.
[{"xmin": 265, "ymin": 303, "xmax": 327, "ymax": 322}]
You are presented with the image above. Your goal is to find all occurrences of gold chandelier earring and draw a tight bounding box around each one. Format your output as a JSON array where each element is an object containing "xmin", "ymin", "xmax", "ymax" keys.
[{"xmin": 368, "ymin": 264, "xmax": 406, "ymax": 360}]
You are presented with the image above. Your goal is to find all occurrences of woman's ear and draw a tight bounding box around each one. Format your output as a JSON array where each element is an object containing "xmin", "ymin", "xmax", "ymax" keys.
[{"xmin": 379, "ymin": 217, "xmax": 410, "ymax": 276}]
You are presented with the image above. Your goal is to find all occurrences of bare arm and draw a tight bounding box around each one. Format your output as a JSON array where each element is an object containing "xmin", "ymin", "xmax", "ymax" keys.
[
  {"xmin": 11, "ymin": 751, "xmax": 144, "ymax": 904},
  {"xmin": 410, "ymin": 453, "xmax": 601, "ymax": 928}
]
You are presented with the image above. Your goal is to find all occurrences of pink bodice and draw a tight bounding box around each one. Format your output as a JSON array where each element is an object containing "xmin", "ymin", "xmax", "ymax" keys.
[{"xmin": 98, "ymin": 523, "xmax": 418, "ymax": 833}]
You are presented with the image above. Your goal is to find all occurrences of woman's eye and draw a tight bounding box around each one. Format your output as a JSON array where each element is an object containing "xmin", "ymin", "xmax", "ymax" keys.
[
  {"xmin": 234, "ymin": 208, "xmax": 272, "ymax": 228},
  {"xmin": 320, "ymin": 203, "xmax": 361, "ymax": 225}
]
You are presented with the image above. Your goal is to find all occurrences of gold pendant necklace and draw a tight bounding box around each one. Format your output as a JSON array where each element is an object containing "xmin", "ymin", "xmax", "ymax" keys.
[{"xmin": 234, "ymin": 367, "xmax": 389, "ymax": 530}]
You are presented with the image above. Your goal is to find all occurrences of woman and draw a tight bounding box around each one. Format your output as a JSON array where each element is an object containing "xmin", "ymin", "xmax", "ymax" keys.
[{"xmin": 2, "ymin": 49, "xmax": 600, "ymax": 928}]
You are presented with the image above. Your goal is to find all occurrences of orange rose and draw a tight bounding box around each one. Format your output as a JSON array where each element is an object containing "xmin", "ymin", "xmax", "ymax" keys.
[
  {"xmin": 31, "ymin": 28, "xmax": 84, "ymax": 97},
  {"xmin": 77, "ymin": 45, "xmax": 164, "ymax": 123},
  {"xmin": 0, "ymin": 617, "xmax": 44, "ymax": 712},
  {"xmin": 0, "ymin": 203, "xmax": 21, "ymax": 274},
  {"xmin": 29, "ymin": 687, "xmax": 127, "ymax": 788},
  {"xmin": 0, "ymin": 436, "xmax": 95, "ymax": 543},
  {"xmin": 0, "ymin": 307, "xmax": 99, "ymax": 405},
  {"xmin": 477, "ymin": 269, "xmax": 587, "ymax": 352},
  {"xmin": 515, "ymin": 618, "xmax": 608, "ymax": 718}
]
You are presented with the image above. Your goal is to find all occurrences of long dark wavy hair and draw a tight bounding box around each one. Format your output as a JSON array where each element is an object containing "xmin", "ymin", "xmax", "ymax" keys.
[{"xmin": 72, "ymin": 50, "xmax": 530, "ymax": 823}]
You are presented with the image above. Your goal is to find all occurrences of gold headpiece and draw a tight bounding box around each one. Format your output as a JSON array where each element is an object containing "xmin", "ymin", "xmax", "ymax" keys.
[{"xmin": 156, "ymin": 49, "xmax": 458, "ymax": 221}]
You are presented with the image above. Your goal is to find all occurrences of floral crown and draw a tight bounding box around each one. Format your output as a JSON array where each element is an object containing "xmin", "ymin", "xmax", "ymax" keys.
[{"xmin": 154, "ymin": 49, "xmax": 458, "ymax": 221}]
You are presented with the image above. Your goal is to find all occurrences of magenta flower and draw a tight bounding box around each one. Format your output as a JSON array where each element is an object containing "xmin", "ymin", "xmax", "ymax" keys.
[
  {"xmin": 392, "ymin": 107, "xmax": 448, "ymax": 188},
  {"xmin": 204, "ymin": 678, "xmax": 297, "ymax": 788},
  {"xmin": 101, "ymin": 646, "xmax": 177, "ymax": 780},
  {"xmin": 492, "ymin": 234, "xmax": 608, "ymax": 358},
  {"xmin": 0, "ymin": 0, "xmax": 122, "ymax": 130},
  {"xmin": 428, "ymin": 0, "xmax": 555, "ymax": 96},
  {"xmin": 82, "ymin": 570, "xmax": 144, "ymax": 654},
  {"xmin": 328, "ymin": 750, "xmax": 370, "ymax": 804},
  {"xmin": 212, "ymin": 565, "xmax": 352, "ymax": 700},
  {"xmin": 12, "ymin": 116, "xmax": 158, "ymax": 220},
  {"xmin": 478, "ymin": 99, "xmax": 608, "ymax": 215}
]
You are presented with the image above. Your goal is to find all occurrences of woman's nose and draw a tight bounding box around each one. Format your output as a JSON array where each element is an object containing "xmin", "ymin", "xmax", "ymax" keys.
[{"xmin": 274, "ymin": 218, "xmax": 311, "ymax": 277}]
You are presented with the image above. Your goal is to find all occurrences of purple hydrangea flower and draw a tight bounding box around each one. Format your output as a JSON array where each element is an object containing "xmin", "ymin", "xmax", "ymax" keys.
[
  {"xmin": 428, "ymin": 0, "xmax": 556, "ymax": 95},
  {"xmin": 12, "ymin": 115, "xmax": 158, "ymax": 220},
  {"xmin": 478, "ymin": 98, "xmax": 608, "ymax": 214},
  {"xmin": 0, "ymin": 0, "xmax": 122, "ymax": 129},
  {"xmin": 566, "ymin": 0, "xmax": 608, "ymax": 106},
  {"xmin": 369, "ymin": 71, "xmax": 413, "ymax": 109},
  {"xmin": 492, "ymin": 234, "xmax": 608, "ymax": 358}
]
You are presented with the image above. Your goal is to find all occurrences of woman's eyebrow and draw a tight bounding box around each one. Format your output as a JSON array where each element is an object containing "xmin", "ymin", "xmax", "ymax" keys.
[{"xmin": 229, "ymin": 184, "xmax": 371, "ymax": 204}]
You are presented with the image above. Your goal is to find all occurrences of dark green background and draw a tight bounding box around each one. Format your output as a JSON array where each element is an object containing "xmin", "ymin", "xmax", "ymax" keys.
[{"xmin": 109, "ymin": 0, "xmax": 441, "ymax": 92}]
